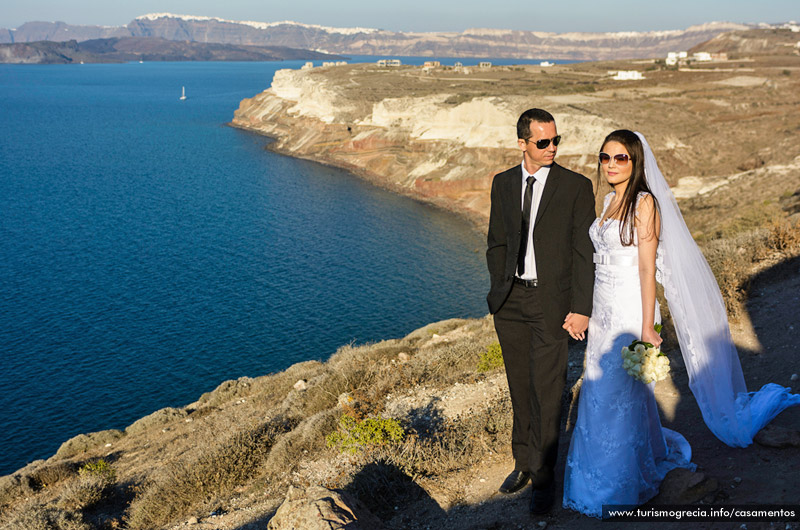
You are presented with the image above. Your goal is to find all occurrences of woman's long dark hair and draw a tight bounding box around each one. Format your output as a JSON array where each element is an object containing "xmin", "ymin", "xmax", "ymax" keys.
[{"xmin": 599, "ymin": 129, "xmax": 658, "ymax": 246}]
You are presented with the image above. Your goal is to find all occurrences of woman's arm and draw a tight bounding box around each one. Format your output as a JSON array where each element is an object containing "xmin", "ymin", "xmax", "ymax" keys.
[{"xmin": 636, "ymin": 194, "xmax": 662, "ymax": 347}]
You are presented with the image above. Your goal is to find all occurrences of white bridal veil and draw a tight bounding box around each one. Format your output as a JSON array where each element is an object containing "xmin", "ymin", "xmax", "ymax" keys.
[{"xmin": 636, "ymin": 132, "xmax": 800, "ymax": 447}]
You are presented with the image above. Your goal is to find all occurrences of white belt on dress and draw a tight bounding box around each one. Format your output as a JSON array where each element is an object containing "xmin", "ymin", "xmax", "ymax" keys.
[{"xmin": 593, "ymin": 253, "xmax": 638, "ymax": 267}]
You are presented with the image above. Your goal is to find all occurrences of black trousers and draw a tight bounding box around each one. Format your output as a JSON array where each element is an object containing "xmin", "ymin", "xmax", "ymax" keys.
[{"xmin": 494, "ymin": 282, "xmax": 568, "ymax": 489}]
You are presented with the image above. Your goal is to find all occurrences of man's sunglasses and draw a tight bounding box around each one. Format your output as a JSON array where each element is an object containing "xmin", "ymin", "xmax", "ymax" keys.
[
  {"xmin": 526, "ymin": 135, "xmax": 561, "ymax": 149},
  {"xmin": 598, "ymin": 152, "xmax": 631, "ymax": 166}
]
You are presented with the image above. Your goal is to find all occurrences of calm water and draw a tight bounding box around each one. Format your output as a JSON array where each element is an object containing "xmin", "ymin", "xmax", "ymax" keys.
[{"xmin": 0, "ymin": 59, "xmax": 496, "ymax": 475}]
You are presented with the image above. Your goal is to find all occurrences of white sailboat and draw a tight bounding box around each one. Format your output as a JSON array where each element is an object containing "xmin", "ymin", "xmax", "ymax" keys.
[{"xmin": 179, "ymin": 86, "xmax": 187, "ymax": 101}]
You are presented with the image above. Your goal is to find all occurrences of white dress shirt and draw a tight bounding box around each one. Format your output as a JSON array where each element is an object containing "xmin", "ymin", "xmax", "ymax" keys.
[{"xmin": 517, "ymin": 162, "xmax": 550, "ymax": 280}]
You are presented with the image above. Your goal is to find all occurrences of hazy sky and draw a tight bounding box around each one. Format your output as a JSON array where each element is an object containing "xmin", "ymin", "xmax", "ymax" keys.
[{"xmin": 1, "ymin": 0, "xmax": 797, "ymax": 33}]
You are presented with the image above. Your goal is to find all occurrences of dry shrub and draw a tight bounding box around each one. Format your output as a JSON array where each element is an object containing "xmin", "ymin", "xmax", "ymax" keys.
[
  {"xmin": 396, "ymin": 338, "xmax": 488, "ymax": 389},
  {"xmin": 30, "ymin": 462, "xmax": 78, "ymax": 490},
  {"xmin": 702, "ymin": 231, "xmax": 767, "ymax": 318},
  {"xmin": 701, "ymin": 218, "xmax": 800, "ymax": 318},
  {"xmin": 57, "ymin": 473, "xmax": 110, "ymax": 511},
  {"xmin": 764, "ymin": 217, "xmax": 800, "ymax": 254},
  {"xmin": 125, "ymin": 418, "xmax": 291, "ymax": 530},
  {"xmin": 286, "ymin": 342, "xmax": 405, "ymax": 420},
  {"xmin": 382, "ymin": 397, "xmax": 512, "ymax": 477},
  {"xmin": 0, "ymin": 463, "xmax": 78, "ymax": 514},
  {"xmin": 1, "ymin": 501, "xmax": 89, "ymax": 530},
  {"xmin": 265, "ymin": 408, "xmax": 339, "ymax": 473}
]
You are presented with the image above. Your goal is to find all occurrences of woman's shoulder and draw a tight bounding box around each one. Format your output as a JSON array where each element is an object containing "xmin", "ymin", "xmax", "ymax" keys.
[
  {"xmin": 634, "ymin": 192, "xmax": 658, "ymax": 224},
  {"xmin": 635, "ymin": 191, "xmax": 655, "ymax": 207}
]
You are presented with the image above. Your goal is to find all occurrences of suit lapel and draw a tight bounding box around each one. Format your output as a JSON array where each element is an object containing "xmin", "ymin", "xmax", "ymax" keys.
[
  {"xmin": 534, "ymin": 163, "xmax": 562, "ymax": 228},
  {"xmin": 507, "ymin": 165, "xmax": 523, "ymax": 237}
]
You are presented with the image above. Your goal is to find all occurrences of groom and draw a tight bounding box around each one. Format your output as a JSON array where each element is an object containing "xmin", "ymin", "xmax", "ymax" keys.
[{"xmin": 486, "ymin": 108, "xmax": 595, "ymax": 514}]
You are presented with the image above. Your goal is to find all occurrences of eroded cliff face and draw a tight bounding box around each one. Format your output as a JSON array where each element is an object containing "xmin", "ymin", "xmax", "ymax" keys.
[
  {"xmin": 231, "ymin": 50, "xmax": 800, "ymax": 237},
  {"xmin": 232, "ymin": 66, "xmax": 615, "ymax": 226}
]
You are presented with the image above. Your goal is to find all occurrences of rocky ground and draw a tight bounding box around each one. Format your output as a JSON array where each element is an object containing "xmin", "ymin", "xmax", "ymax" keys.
[
  {"xmin": 135, "ymin": 258, "xmax": 800, "ymax": 530},
  {"xmin": 2, "ymin": 28, "xmax": 800, "ymax": 530}
]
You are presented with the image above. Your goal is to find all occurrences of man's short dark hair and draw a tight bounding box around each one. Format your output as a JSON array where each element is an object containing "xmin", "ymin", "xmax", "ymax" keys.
[{"xmin": 517, "ymin": 108, "xmax": 555, "ymax": 139}]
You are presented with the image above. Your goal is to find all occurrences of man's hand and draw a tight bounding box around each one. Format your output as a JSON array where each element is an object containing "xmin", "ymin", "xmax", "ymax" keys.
[{"xmin": 563, "ymin": 312, "xmax": 589, "ymax": 341}]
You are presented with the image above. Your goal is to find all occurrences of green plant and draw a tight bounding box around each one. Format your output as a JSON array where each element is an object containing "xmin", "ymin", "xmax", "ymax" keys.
[
  {"xmin": 326, "ymin": 414, "xmax": 404, "ymax": 454},
  {"xmin": 477, "ymin": 342, "xmax": 504, "ymax": 372},
  {"xmin": 78, "ymin": 459, "xmax": 116, "ymax": 482}
]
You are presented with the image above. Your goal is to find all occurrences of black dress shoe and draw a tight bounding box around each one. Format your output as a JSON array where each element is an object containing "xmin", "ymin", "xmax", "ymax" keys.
[
  {"xmin": 498, "ymin": 470, "xmax": 531, "ymax": 494},
  {"xmin": 530, "ymin": 483, "xmax": 555, "ymax": 515}
]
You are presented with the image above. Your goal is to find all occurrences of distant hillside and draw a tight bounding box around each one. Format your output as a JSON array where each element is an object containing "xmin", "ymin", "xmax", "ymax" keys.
[
  {"xmin": 0, "ymin": 36, "xmax": 343, "ymax": 64},
  {"xmin": 0, "ymin": 13, "xmax": 755, "ymax": 60},
  {"xmin": 690, "ymin": 26, "xmax": 800, "ymax": 57}
]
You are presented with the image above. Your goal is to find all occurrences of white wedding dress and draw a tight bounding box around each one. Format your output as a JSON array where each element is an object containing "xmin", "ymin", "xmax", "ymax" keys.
[
  {"xmin": 562, "ymin": 192, "xmax": 694, "ymax": 518},
  {"xmin": 563, "ymin": 133, "xmax": 800, "ymax": 517}
]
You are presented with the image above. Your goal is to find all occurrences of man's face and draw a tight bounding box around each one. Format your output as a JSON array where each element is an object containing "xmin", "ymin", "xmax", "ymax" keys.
[{"xmin": 518, "ymin": 120, "xmax": 558, "ymax": 172}]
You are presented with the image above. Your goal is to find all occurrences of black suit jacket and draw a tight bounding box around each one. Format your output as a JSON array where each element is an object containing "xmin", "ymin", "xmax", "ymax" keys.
[{"xmin": 486, "ymin": 162, "xmax": 595, "ymax": 335}]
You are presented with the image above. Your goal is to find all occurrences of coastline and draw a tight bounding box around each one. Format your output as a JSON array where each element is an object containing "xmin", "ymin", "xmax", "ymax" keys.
[{"xmin": 227, "ymin": 122, "xmax": 492, "ymax": 235}]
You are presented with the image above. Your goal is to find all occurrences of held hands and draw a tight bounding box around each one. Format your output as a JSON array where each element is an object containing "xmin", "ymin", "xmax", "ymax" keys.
[{"xmin": 563, "ymin": 313, "xmax": 589, "ymax": 341}]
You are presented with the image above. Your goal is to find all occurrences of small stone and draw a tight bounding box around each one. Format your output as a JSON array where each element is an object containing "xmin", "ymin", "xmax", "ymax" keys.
[
  {"xmin": 187, "ymin": 516, "xmax": 198, "ymax": 525},
  {"xmin": 791, "ymin": 374, "xmax": 798, "ymax": 381},
  {"xmin": 479, "ymin": 478, "xmax": 486, "ymax": 483},
  {"xmin": 293, "ymin": 379, "xmax": 307, "ymax": 391},
  {"xmin": 538, "ymin": 522, "xmax": 548, "ymax": 528},
  {"xmin": 733, "ymin": 477, "xmax": 742, "ymax": 484},
  {"xmin": 398, "ymin": 352, "xmax": 410, "ymax": 362},
  {"xmin": 105, "ymin": 443, "xmax": 112, "ymax": 447}
]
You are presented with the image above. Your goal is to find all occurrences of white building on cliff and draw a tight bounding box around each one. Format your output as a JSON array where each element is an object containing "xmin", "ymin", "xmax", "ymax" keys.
[{"xmin": 612, "ymin": 70, "xmax": 645, "ymax": 80}]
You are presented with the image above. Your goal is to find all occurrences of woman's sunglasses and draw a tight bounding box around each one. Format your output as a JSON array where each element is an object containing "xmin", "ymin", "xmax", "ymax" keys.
[
  {"xmin": 526, "ymin": 135, "xmax": 561, "ymax": 149},
  {"xmin": 598, "ymin": 152, "xmax": 630, "ymax": 166}
]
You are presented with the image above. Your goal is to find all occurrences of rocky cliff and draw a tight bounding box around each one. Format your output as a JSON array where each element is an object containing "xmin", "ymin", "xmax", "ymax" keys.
[
  {"xmin": 231, "ymin": 64, "xmax": 617, "ymax": 227},
  {"xmin": 231, "ymin": 41, "xmax": 800, "ymax": 236}
]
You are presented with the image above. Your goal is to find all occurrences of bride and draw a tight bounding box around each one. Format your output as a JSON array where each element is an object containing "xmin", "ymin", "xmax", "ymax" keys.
[{"xmin": 562, "ymin": 130, "xmax": 800, "ymax": 518}]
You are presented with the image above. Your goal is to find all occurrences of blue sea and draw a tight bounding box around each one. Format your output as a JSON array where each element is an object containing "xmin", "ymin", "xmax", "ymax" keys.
[{"xmin": 0, "ymin": 56, "xmax": 559, "ymax": 476}]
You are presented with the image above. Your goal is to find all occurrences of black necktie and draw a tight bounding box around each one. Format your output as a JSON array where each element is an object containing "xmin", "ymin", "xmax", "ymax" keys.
[{"xmin": 518, "ymin": 176, "xmax": 535, "ymax": 276}]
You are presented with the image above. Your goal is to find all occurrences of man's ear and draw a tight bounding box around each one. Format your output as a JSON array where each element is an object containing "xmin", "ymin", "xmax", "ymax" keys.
[{"xmin": 517, "ymin": 138, "xmax": 527, "ymax": 151}]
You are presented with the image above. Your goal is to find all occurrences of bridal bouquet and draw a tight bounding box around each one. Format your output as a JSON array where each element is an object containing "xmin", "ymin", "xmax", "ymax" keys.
[{"xmin": 621, "ymin": 325, "xmax": 670, "ymax": 384}]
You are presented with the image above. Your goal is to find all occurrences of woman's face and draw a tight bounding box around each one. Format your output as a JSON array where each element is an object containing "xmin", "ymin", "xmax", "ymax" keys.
[{"xmin": 600, "ymin": 141, "xmax": 633, "ymax": 188}]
